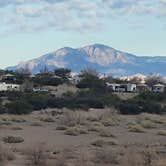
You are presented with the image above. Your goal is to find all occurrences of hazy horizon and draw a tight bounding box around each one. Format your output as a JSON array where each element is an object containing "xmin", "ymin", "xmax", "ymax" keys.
[{"xmin": 0, "ymin": 0, "xmax": 166, "ymax": 68}]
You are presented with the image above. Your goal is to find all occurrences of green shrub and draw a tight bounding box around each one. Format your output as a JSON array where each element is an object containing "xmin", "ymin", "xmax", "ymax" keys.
[
  {"xmin": 118, "ymin": 100, "xmax": 166, "ymax": 115},
  {"xmin": 6, "ymin": 100, "xmax": 32, "ymax": 115}
]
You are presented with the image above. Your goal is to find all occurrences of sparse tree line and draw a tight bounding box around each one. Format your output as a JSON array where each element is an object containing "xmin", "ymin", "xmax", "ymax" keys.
[{"xmin": 0, "ymin": 67, "xmax": 166, "ymax": 115}]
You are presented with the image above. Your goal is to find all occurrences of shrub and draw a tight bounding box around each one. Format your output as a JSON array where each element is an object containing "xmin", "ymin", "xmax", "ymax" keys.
[
  {"xmin": 28, "ymin": 94, "xmax": 49, "ymax": 110},
  {"xmin": 0, "ymin": 144, "xmax": 15, "ymax": 164},
  {"xmin": 99, "ymin": 128, "xmax": 115, "ymax": 138},
  {"xmin": 88, "ymin": 125, "xmax": 103, "ymax": 132},
  {"xmin": 25, "ymin": 143, "xmax": 47, "ymax": 166},
  {"xmin": 91, "ymin": 139, "xmax": 105, "ymax": 147},
  {"xmin": 142, "ymin": 147, "xmax": 156, "ymax": 166},
  {"xmin": 100, "ymin": 108, "xmax": 120, "ymax": 126},
  {"xmin": 91, "ymin": 139, "xmax": 118, "ymax": 147},
  {"xmin": 56, "ymin": 125, "xmax": 67, "ymax": 131},
  {"xmin": 64, "ymin": 126, "xmax": 88, "ymax": 136},
  {"xmin": 118, "ymin": 100, "xmax": 166, "ymax": 115},
  {"xmin": 128, "ymin": 124, "xmax": 145, "ymax": 133},
  {"xmin": 118, "ymin": 101, "xmax": 141, "ymax": 114},
  {"xmin": 39, "ymin": 116, "xmax": 55, "ymax": 123},
  {"xmin": 136, "ymin": 92, "xmax": 166, "ymax": 102},
  {"xmin": 157, "ymin": 130, "xmax": 166, "ymax": 136},
  {"xmin": 11, "ymin": 118, "xmax": 26, "ymax": 123},
  {"xmin": 93, "ymin": 149, "xmax": 119, "ymax": 164},
  {"xmin": 140, "ymin": 120, "xmax": 156, "ymax": 129},
  {"xmin": 59, "ymin": 111, "xmax": 85, "ymax": 127},
  {"xmin": 3, "ymin": 136, "xmax": 24, "ymax": 143},
  {"xmin": 11, "ymin": 127, "xmax": 23, "ymax": 130},
  {"xmin": 6, "ymin": 100, "xmax": 32, "ymax": 115},
  {"xmin": 140, "ymin": 113, "xmax": 166, "ymax": 124}
]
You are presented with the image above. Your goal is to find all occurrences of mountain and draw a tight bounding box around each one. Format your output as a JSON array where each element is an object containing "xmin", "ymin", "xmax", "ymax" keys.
[
  {"xmin": 120, "ymin": 73, "xmax": 147, "ymax": 84},
  {"xmin": 7, "ymin": 44, "xmax": 166, "ymax": 76}
]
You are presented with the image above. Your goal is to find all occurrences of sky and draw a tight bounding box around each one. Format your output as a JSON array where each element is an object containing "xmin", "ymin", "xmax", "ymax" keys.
[{"xmin": 0, "ymin": 0, "xmax": 166, "ymax": 68}]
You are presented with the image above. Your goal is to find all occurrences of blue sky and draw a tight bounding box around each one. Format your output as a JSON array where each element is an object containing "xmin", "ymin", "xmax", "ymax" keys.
[{"xmin": 0, "ymin": 0, "xmax": 166, "ymax": 68}]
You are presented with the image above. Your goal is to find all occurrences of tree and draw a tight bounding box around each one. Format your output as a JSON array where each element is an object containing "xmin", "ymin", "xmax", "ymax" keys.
[
  {"xmin": 21, "ymin": 79, "xmax": 34, "ymax": 92},
  {"xmin": 40, "ymin": 66, "xmax": 49, "ymax": 75},
  {"xmin": 145, "ymin": 75, "xmax": 165, "ymax": 87},
  {"xmin": 77, "ymin": 68, "xmax": 106, "ymax": 91},
  {"xmin": 54, "ymin": 68, "xmax": 71, "ymax": 79},
  {"xmin": 129, "ymin": 76, "xmax": 142, "ymax": 84},
  {"xmin": 80, "ymin": 67, "xmax": 99, "ymax": 78}
]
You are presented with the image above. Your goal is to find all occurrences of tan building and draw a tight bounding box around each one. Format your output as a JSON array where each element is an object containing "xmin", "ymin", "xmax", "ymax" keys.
[{"xmin": 137, "ymin": 84, "xmax": 150, "ymax": 92}]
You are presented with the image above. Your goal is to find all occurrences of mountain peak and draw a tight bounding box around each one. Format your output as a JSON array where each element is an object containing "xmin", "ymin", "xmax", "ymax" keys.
[
  {"xmin": 6, "ymin": 43, "xmax": 166, "ymax": 76},
  {"xmin": 82, "ymin": 43, "xmax": 112, "ymax": 50},
  {"xmin": 53, "ymin": 47, "xmax": 75, "ymax": 56}
]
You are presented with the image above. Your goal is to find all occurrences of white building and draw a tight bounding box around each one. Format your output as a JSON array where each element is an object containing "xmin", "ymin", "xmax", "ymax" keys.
[
  {"xmin": 0, "ymin": 83, "xmax": 7, "ymax": 91},
  {"xmin": 107, "ymin": 83, "xmax": 126, "ymax": 92},
  {"xmin": 0, "ymin": 82, "xmax": 20, "ymax": 92},
  {"xmin": 152, "ymin": 84, "xmax": 165, "ymax": 93},
  {"xmin": 126, "ymin": 83, "xmax": 137, "ymax": 92}
]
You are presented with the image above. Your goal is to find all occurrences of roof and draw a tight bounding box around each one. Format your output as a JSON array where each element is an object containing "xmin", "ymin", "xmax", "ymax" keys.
[
  {"xmin": 137, "ymin": 84, "xmax": 148, "ymax": 87},
  {"xmin": 107, "ymin": 83, "xmax": 120, "ymax": 86},
  {"xmin": 3, "ymin": 74, "xmax": 15, "ymax": 77},
  {"xmin": 153, "ymin": 84, "xmax": 165, "ymax": 87}
]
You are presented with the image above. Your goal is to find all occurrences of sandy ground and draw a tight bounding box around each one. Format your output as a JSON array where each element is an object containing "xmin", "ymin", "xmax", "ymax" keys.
[{"xmin": 0, "ymin": 108, "xmax": 165, "ymax": 166}]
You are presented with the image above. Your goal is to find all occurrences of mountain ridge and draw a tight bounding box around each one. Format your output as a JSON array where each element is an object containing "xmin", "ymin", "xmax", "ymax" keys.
[{"xmin": 7, "ymin": 44, "xmax": 166, "ymax": 76}]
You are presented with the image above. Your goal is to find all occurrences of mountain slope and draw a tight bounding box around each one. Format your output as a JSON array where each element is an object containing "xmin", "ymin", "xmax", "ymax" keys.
[{"xmin": 7, "ymin": 44, "xmax": 166, "ymax": 76}]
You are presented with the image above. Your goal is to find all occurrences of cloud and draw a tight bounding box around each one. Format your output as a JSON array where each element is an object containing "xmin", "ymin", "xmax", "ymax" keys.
[{"xmin": 0, "ymin": 0, "xmax": 165, "ymax": 35}]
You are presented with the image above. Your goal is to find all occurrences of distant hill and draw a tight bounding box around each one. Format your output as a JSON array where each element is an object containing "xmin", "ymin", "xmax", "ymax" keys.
[{"xmin": 7, "ymin": 44, "xmax": 166, "ymax": 76}]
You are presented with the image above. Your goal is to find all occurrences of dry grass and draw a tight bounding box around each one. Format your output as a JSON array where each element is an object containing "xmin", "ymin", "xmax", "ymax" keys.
[
  {"xmin": 75, "ymin": 150, "xmax": 90, "ymax": 166},
  {"xmin": 59, "ymin": 110, "xmax": 86, "ymax": 127},
  {"xmin": 64, "ymin": 126, "xmax": 88, "ymax": 136},
  {"xmin": 87, "ymin": 108, "xmax": 120, "ymax": 127},
  {"xmin": 140, "ymin": 120, "xmax": 156, "ymax": 129},
  {"xmin": 55, "ymin": 154, "xmax": 67, "ymax": 166},
  {"xmin": 39, "ymin": 116, "xmax": 55, "ymax": 123},
  {"xmin": 128, "ymin": 124, "xmax": 145, "ymax": 133},
  {"xmin": 11, "ymin": 117, "xmax": 26, "ymax": 123},
  {"xmin": 121, "ymin": 147, "xmax": 158, "ymax": 166},
  {"xmin": 11, "ymin": 126, "xmax": 23, "ymax": 130},
  {"xmin": 91, "ymin": 139, "xmax": 118, "ymax": 147},
  {"xmin": 87, "ymin": 122, "xmax": 104, "ymax": 132},
  {"xmin": 141, "ymin": 147, "xmax": 157, "ymax": 166},
  {"xmin": 93, "ymin": 149, "xmax": 119, "ymax": 165},
  {"xmin": 0, "ymin": 144, "xmax": 15, "ymax": 165},
  {"xmin": 25, "ymin": 143, "xmax": 48, "ymax": 166},
  {"xmin": 99, "ymin": 128, "xmax": 115, "ymax": 138},
  {"xmin": 100, "ymin": 108, "xmax": 120, "ymax": 126},
  {"xmin": 157, "ymin": 130, "xmax": 166, "ymax": 136},
  {"xmin": 121, "ymin": 150, "xmax": 143, "ymax": 166},
  {"xmin": 139, "ymin": 113, "xmax": 166, "ymax": 125}
]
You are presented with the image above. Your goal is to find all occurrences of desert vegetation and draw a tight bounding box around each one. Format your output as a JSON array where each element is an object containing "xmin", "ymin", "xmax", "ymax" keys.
[
  {"xmin": 0, "ymin": 69, "xmax": 166, "ymax": 165},
  {"xmin": 0, "ymin": 108, "xmax": 165, "ymax": 165}
]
